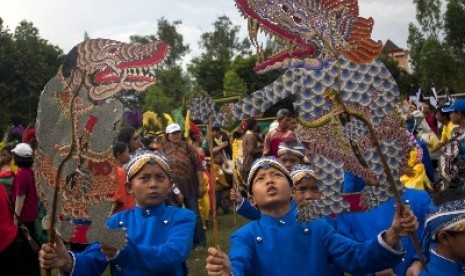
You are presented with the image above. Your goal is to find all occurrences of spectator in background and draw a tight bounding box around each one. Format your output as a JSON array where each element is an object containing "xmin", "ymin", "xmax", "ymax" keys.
[
  {"xmin": 158, "ymin": 123, "xmax": 207, "ymax": 250},
  {"xmin": 0, "ymin": 144, "xmax": 15, "ymax": 195},
  {"xmin": 116, "ymin": 127, "xmax": 142, "ymax": 155},
  {"xmin": 241, "ymin": 118, "xmax": 263, "ymax": 181},
  {"xmin": 422, "ymin": 102, "xmax": 438, "ymax": 136},
  {"xmin": 263, "ymin": 109, "xmax": 298, "ymax": 157},
  {"xmin": 113, "ymin": 142, "xmax": 135, "ymax": 214},
  {"xmin": 431, "ymin": 105, "xmax": 456, "ymax": 154},
  {"xmin": 0, "ymin": 184, "xmax": 41, "ymax": 275},
  {"xmin": 10, "ymin": 143, "xmax": 39, "ymax": 243}
]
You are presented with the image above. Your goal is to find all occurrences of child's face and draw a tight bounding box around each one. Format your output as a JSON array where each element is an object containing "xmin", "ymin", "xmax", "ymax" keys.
[
  {"xmin": 292, "ymin": 178, "xmax": 321, "ymax": 204},
  {"xmin": 0, "ymin": 149, "xmax": 11, "ymax": 165},
  {"xmin": 442, "ymin": 231, "xmax": 465, "ymax": 261},
  {"xmin": 127, "ymin": 163, "xmax": 171, "ymax": 208},
  {"xmin": 279, "ymin": 153, "xmax": 301, "ymax": 171},
  {"xmin": 249, "ymin": 167, "xmax": 292, "ymax": 209},
  {"xmin": 214, "ymin": 155, "xmax": 222, "ymax": 164},
  {"xmin": 117, "ymin": 147, "xmax": 131, "ymax": 164}
]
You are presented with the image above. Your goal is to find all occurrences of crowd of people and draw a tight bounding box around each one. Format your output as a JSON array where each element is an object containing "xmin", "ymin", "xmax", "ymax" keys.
[{"xmin": 1, "ymin": 99, "xmax": 465, "ymax": 275}]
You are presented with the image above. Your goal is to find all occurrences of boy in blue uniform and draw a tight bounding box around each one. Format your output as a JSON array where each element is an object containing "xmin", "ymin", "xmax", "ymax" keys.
[
  {"xmin": 231, "ymin": 141, "xmax": 306, "ymax": 220},
  {"xmin": 39, "ymin": 151, "xmax": 196, "ymax": 275},
  {"xmin": 419, "ymin": 199, "xmax": 465, "ymax": 275},
  {"xmin": 206, "ymin": 157, "xmax": 419, "ymax": 276},
  {"xmin": 338, "ymin": 172, "xmax": 435, "ymax": 276}
]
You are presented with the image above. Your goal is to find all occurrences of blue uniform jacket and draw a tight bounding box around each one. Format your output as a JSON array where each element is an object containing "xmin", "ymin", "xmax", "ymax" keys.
[
  {"xmin": 337, "ymin": 188, "xmax": 434, "ymax": 275},
  {"xmin": 69, "ymin": 203, "xmax": 195, "ymax": 275},
  {"xmin": 229, "ymin": 208, "xmax": 404, "ymax": 276},
  {"xmin": 420, "ymin": 250, "xmax": 465, "ymax": 276}
]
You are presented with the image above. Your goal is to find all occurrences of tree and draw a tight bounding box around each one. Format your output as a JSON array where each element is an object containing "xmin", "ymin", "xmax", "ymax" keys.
[
  {"xmin": 413, "ymin": 0, "xmax": 442, "ymax": 37},
  {"xmin": 128, "ymin": 18, "xmax": 191, "ymax": 114},
  {"xmin": 0, "ymin": 19, "xmax": 64, "ymax": 129},
  {"xmin": 223, "ymin": 69, "xmax": 247, "ymax": 97},
  {"xmin": 407, "ymin": 23, "xmax": 425, "ymax": 76},
  {"xmin": 417, "ymin": 36, "xmax": 457, "ymax": 90},
  {"xmin": 130, "ymin": 17, "xmax": 189, "ymax": 67},
  {"xmin": 408, "ymin": 0, "xmax": 465, "ymax": 93},
  {"xmin": 444, "ymin": 0, "xmax": 465, "ymax": 62},
  {"xmin": 188, "ymin": 15, "xmax": 250, "ymax": 97}
]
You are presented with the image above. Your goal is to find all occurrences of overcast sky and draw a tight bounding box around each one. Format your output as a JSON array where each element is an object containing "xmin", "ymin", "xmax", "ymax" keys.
[{"xmin": 2, "ymin": 0, "xmax": 425, "ymax": 63}]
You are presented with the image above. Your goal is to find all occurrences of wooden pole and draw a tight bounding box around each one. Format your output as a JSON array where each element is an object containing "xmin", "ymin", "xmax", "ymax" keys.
[
  {"xmin": 334, "ymin": 90, "xmax": 427, "ymax": 267},
  {"xmin": 207, "ymin": 114, "xmax": 219, "ymax": 247}
]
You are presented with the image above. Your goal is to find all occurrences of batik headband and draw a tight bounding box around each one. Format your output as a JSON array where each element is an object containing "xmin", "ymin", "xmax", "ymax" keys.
[
  {"xmin": 277, "ymin": 141, "xmax": 306, "ymax": 158},
  {"xmin": 126, "ymin": 150, "xmax": 172, "ymax": 181},
  {"xmin": 420, "ymin": 199, "xmax": 465, "ymax": 262},
  {"xmin": 247, "ymin": 157, "xmax": 292, "ymax": 193},
  {"xmin": 290, "ymin": 164, "xmax": 317, "ymax": 185},
  {"xmin": 424, "ymin": 200, "xmax": 465, "ymax": 238}
]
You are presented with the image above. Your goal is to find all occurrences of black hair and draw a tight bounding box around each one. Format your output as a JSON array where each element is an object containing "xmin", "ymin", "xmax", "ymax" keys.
[
  {"xmin": 113, "ymin": 141, "xmax": 128, "ymax": 158},
  {"xmin": 432, "ymin": 189, "xmax": 465, "ymax": 206},
  {"xmin": 117, "ymin": 127, "xmax": 136, "ymax": 144},
  {"xmin": 436, "ymin": 105, "xmax": 452, "ymax": 120},
  {"xmin": 13, "ymin": 154, "xmax": 33, "ymax": 168},
  {"xmin": 246, "ymin": 118, "xmax": 257, "ymax": 130}
]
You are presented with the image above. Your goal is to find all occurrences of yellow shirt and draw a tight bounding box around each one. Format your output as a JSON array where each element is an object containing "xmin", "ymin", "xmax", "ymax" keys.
[{"xmin": 440, "ymin": 121, "xmax": 457, "ymax": 143}]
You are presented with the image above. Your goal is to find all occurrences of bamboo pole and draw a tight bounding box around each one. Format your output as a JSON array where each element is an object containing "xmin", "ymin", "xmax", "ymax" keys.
[{"xmin": 207, "ymin": 114, "xmax": 219, "ymax": 247}]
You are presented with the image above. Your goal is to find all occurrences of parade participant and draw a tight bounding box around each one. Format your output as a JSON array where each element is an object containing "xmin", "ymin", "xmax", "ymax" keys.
[
  {"xmin": 39, "ymin": 151, "xmax": 196, "ymax": 275},
  {"xmin": 231, "ymin": 141, "xmax": 306, "ymax": 220},
  {"xmin": 263, "ymin": 109, "xmax": 298, "ymax": 157},
  {"xmin": 207, "ymin": 157, "xmax": 418, "ymax": 276},
  {"xmin": 339, "ymin": 173, "xmax": 435, "ymax": 276},
  {"xmin": 290, "ymin": 164, "xmax": 321, "ymax": 203},
  {"xmin": 440, "ymin": 100, "xmax": 465, "ymax": 190},
  {"xmin": 213, "ymin": 152, "xmax": 231, "ymax": 215},
  {"xmin": 419, "ymin": 199, "xmax": 465, "ymax": 275},
  {"xmin": 277, "ymin": 140, "xmax": 307, "ymax": 171}
]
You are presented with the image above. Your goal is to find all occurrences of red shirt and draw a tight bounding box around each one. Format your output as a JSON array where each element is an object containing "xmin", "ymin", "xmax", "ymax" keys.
[
  {"xmin": 11, "ymin": 167, "xmax": 38, "ymax": 223},
  {"xmin": 0, "ymin": 184, "xmax": 17, "ymax": 251}
]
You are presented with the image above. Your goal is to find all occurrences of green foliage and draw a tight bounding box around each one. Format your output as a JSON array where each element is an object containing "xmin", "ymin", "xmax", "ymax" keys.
[
  {"xmin": 0, "ymin": 19, "xmax": 64, "ymax": 129},
  {"xmin": 418, "ymin": 37, "xmax": 457, "ymax": 89},
  {"xmin": 143, "ymin": 85, "xmax": 173, "ymax": 115},
  {"xmin": 408, "ymin": 0, "xmax": 465, "ymax": 93},
  {"xmin": 130, "ymin": 19, "xmax": 191, "ymax": 113},
  {"xmin": 413, "ymin": 0, "xmax": 443, "ymax": 36},
  {"xmin": 189, "ymin": 56, "xmax": 230, "ymax": 97},
  {"xmin": 143, "ymin": 66, "xmax": 190, "ymax": 113},
  {"xmin": 444, "ymin": 0, "xmax": 465, "ymax": 62},
  {"xmin": 130, "ymin": 17, "xmax": 190, "ymax": 68},
  {"xmin": 228, "ymin": 55, "xmax": 283, "ymax": 93},
  {"xmin": 188, "ymin": 16, "xmax": 250, "ymax": 97},
  {"xmin": 407, "ymin": 23, "xmax": 425, "ymax": 76},
  {"xmin": 223, "ymin": 69, "xmax": 247, "ymax": 97}
]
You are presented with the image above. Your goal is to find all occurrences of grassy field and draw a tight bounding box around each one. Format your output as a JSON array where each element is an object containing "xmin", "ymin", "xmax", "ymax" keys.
[{"xmin": 187, "ymin": 213, "xmax": 247, "ymax": 275}]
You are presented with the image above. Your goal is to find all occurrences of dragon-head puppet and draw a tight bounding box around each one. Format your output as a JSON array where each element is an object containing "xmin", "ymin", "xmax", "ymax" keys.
[{"xmin": 35, "ymin": 39, "xmax": 169, "ymax": 249}]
